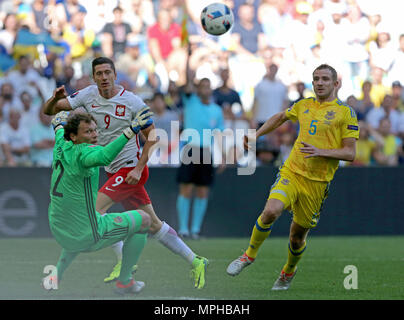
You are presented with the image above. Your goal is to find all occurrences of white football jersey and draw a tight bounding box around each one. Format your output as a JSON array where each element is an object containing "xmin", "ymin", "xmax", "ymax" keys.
[{"xmin": 67, "ymin": 85, "xmax": 147, "ymax": 173}]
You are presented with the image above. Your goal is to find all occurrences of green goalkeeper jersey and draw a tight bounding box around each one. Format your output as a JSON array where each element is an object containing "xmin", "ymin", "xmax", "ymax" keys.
[{"xmin": 48, "ymin": 129, "xmax": 129, "ymax": 251}]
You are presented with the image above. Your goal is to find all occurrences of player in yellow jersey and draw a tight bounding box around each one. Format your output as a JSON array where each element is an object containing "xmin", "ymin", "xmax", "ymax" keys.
[{"xmin": 226, "ymin": 64, "xmax": 359, "ymax": 290}]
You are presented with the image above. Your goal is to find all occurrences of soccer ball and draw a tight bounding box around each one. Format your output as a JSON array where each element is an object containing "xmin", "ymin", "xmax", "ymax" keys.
[{"xmin": 200, "ymin": 3, "xmax": 234, "ymax": 36}]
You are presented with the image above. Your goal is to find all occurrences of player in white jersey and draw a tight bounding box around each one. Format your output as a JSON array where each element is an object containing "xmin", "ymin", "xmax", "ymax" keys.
[{"xmin": 43, "ymin": 57, "xmax": 209, "ymax": 289}]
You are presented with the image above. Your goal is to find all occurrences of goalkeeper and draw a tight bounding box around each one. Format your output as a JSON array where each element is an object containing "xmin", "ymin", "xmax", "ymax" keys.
[{"xmin": 47, "ymin": 108, "xmax": 153, "ymax": 295}]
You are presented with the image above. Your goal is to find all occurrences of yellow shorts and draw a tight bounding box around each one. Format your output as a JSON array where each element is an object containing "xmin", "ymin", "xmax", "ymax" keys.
[{"xmin": 268, "ymin": 166, "xmax": 330, "ymax": 229}]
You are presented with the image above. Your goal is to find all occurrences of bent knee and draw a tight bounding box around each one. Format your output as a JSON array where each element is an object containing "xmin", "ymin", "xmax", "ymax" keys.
[
  {"xmin": 261, "ymin": 199, "xmax": 284, "ymax": 223},
  {"xmin": 137, "ymin": 209, "xmax": 152, "ymax": 232}
]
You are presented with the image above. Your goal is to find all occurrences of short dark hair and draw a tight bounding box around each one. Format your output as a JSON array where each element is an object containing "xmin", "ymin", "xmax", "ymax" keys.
[
  {"xmin": 64, "ymin": 113, "xmax": 97, "ymax": 141},
  {"xmin": 313, "ymin": 64, "xmax": 338, "ymax": 81},
  {"xmin": 92, "ymin": 57, "xmax": 116, "ymax": 75}
]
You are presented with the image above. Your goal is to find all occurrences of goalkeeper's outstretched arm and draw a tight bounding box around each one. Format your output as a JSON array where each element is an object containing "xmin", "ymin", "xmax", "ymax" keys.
[{"xmin": 43, "ymin": 86, "xmax": 73, "ymax": 115}]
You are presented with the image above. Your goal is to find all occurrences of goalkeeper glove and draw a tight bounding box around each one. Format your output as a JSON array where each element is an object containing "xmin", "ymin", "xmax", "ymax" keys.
[
  {"xmin": 51, "ymin": 111, "xmax": 70, "ymax": 131},
  {"xmin": 123, "ymin": 106, "xmax": 154, "ymax": 139}
]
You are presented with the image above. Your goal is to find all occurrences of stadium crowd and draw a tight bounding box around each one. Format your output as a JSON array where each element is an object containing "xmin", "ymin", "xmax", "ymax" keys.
[{"xmin": 0, "ymin": 0, "xmax": 403, "ymax": 168}]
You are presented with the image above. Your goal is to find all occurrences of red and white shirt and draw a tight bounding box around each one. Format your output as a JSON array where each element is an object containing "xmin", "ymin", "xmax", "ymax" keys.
[{"xmin": 67, "ymin": 85, "xmax": 146, "ymax": 173}]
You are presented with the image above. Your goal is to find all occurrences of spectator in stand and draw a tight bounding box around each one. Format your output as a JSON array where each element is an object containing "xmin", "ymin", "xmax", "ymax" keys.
[
  {"xmin": 251, "ymin": 63, "xmax": 288, "ymax": 163},
  {"xmin": 6, "ymin": 55, "xmax": 43, "ymax": 97},
  {"xmin": 149, "ymin": 92, "xmax": 180, "ymax": 167},
  {"xmin": 147, "ymin": 8, "xmax": 185, "ymax": 90},
  {"xmin": 0, "ymin": 109, "xmax": 31, "ymax": 167},
  {"xmin": 165, "ymin": 80, "xmax": 183, "ymax": 111},
  {"xmin": 366, "ymin": 94, "xmax": 401, "ymax": 135},
  {"xmin": 391, "ymin": 81, "xmax": 404, "ymax": 113},
  {"xmin": 355, "ymin": 80, "xmax": 374, "ymax": 120},
  {"xmin": 276, "ymin": 127, "xmax": 296, "ymax": 166},
  {"xmin": 54, "ymin": 0, "xmax": 88, "ymax": 29},
  {"xmin": 213, "ymin": 67, "xmax": 249, "ymax": 166},
  {"xmin": 290, "ymin": 81, "xmax": 306, "ymax": 105},
  {"xmin": 213, "ymin": 68, "xmax": 245, "ymax": 119},
  {"xmin": 101, "ymin": 6, "xmax": 133, "ymax": 59},
  {"xmin": 121, "ymin": 0, "xmax": 155, "ymax": 34},
  {"xmin": 388, "ymin": 34, "xmax": 404, "ymax": 86},
  {"xmin": 0, "ymin": 13, "xmax": 18, "ymax": 54},
  {"xmin": 20, "ymin": 89, "xmax": 43, "ymax": 130},
  {"xmin": 368, "ymin": 29, "xmax": 395, "ymax": 72},
  {"xmin": 231, "ymin": 2, "xmax": 266, "ymax": 57},
  {"xmin": 258, "ymin": 0, "xmax": 293, "ymax": 50},
  {"xmin": 0, "ymin": 82, "xmax": 24, "ymax": 123},
  {"xmin": 62, "ymin": 8, "xmax": 95, "ymax": 61},
  {"xmin": 115, "ymin": 37, "xmax": 156, "ymax": 89},
  {"xmin": 29, "ymin": 0, "xmax": 48, "ymax": 33},
  {"xmin": 350, "ymin": 120, "xmax": 378, "ymax": 166},
  {"xmin": 372, "ymin": 117, "xmax": 401, "ymax": 166},
  {"xmin": 340, "ymin": 3, "xmax": 370, "ymax": 97},
  {"xmin": 228, "ymin": 1, "xmax": 268, "ymax": 112},
  {"xmin": 289, "ymin": 1, "xmax": 317, "ymax": 64},
  {"xmin": 368, "ymin": 66, "xmax": 390, "ymax": 108},
  {"xmin": 56, "ymin": 64, "xmax": 76, "ymax": 96},
  {"xmin": 29, "ymin": 109, "xmax": 54, "ymax": 167},
  {"xmin": 252, "ymin": 63, "xmax": 289, "ymax": 128}
]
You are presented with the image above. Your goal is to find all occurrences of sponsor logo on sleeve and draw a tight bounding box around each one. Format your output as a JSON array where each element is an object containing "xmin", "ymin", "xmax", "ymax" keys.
[{"xmin": 347, "ymin": 125, "xmax": 359, "ymax": 131}]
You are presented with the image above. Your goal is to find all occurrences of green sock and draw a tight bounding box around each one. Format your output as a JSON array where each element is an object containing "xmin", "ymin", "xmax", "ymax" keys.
[
  {"xmin": 56, "ymin": 249, "xmax": 79, "ymax": 282},
  {"xmin": 118, "ymin": 233, "xmax": 147, "ymax": 285}
]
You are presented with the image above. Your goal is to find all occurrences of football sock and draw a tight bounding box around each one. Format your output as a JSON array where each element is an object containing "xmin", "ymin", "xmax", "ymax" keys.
[
  {"xmin": 154, "ymin": 221, "xmax": 196, "ymax": 264},
  {"xmin": 191, "ymin": 197, "xmax": 208, "ymax": 235},
  {"xmin": 245, "ymin": 215, "xmax": 273, "ymax": 259},
  {"xmin": 111, "ymin": 240, "xmax": 123, "ymax": 261},
  {"xmin": 118, "ymin": 233, "xmax": 147, "ymax": 285},
  {"xmin": 56, "ymin": 249, "xmax": 79, "ymax": 282},
  {"xmin": 282, "ymin": 241, "xmax": 307, "ymax": 274},
  {"xmin": 176, "ymin": 195, "xmax": 191, "ymax": 235}
]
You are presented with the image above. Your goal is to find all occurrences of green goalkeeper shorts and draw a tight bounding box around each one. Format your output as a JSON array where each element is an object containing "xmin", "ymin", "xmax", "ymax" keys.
[{"xmin": 84, "ymin": 210, "xmax": 144, "ymax": 252}]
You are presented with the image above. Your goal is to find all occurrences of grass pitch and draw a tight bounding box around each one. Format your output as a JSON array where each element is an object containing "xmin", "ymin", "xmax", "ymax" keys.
[{"xmin": 0, "ymin": 236, "xmax": 403, "ymax": 300}]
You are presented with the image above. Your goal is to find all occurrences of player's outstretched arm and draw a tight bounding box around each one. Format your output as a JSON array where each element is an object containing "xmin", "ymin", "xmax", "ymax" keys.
[
  {"xmin": 82, "ymin": 107, "xmax": 154, "ymax": 168},
  {"xmin": 257, "ymin": 111, "xmax": 288, "ymax": 138},
  {"xmin": 43, "ymin": 86, "xmax": 72, "ymax": 115}
]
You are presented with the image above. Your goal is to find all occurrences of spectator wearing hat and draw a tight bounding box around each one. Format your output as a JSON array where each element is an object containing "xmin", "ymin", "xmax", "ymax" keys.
[{"xmin": 391, "ymin": 81, "xmax": 404, "ymax": 112}]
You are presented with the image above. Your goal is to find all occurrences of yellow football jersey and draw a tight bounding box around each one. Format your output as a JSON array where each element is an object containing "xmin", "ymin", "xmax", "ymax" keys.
[{"xmin": 284, "ymin": 97, "xmax": 359, "ymax": 182}]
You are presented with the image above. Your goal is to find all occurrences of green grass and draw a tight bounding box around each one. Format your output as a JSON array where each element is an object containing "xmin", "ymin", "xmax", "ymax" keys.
[{"xmin": 0, "ymin": 236, "xmax": 403, "ymax": 300}]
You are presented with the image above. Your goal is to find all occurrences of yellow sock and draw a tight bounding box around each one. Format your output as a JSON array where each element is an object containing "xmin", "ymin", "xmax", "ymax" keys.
[
  {"xmin": 282, "ymin": 242, "xmax": 306, "ymax": 274},
  {"xmin": 245, "ymin": 215, "xmax": 273, "ymax": 259}
]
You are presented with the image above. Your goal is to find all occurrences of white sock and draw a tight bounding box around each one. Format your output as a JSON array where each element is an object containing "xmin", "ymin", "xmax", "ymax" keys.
[
  {"xmin": 111, "ymin": 241, "xmax": 123, "ymax": 261},
  {"xmin": 154, "ymin": 222, "xmax": 196, "ymax": 264}
]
